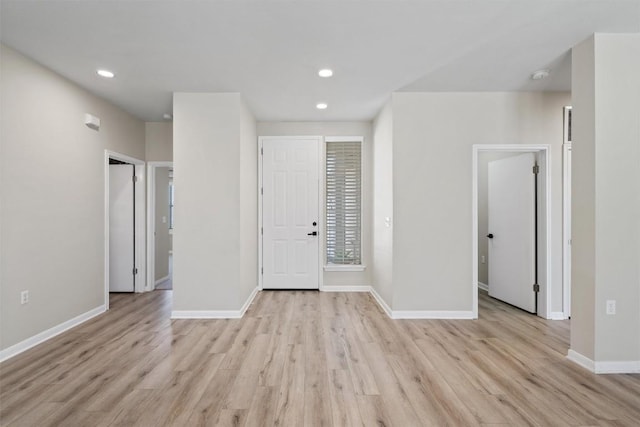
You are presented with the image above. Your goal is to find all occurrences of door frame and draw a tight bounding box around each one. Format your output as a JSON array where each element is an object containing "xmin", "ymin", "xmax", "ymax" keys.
[
  {"xmin": 257, "ymin": 136, "xmax": 323, "ymax": 291},
  {"xmin": 562, "ymin": 143, "xmax": 572, "ymax": 318},
  {"xmin": 146, "ymin": 161, "xmax": 173, "ymax": 292},
  {"xmin": 104, "ymin": 150, "xmax": 146, "ymax": 309},
  {"xmin": 472, "ymin": 144, "xmax": 551, "ymax": 319}
]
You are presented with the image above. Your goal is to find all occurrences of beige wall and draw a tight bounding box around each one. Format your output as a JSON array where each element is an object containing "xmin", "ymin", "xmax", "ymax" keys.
[
  {"xmin": 0, "ymin": 45, "xmax": 145, "ymax": 351},
  {"xmin": 371, "ymin": 102, "xmax": 395, "ymax": 304},
  {"xmin": 239, "ymin": 101, "xmax": 258, "ymax": 306},
  {"xmin": 154, "ymin": 167, "xmax": 172, "ymax": 281},
  {"xmin": 571, "ymin": 36, "xmax": 597, "ymax": 360},
  {"xmin": 257, "ymin": 121, "xmax": 373, "ymax": 288},
  {"xmin": 571, "ymin": 34, "xmax": 640, "ymax": 364},
  {"xmin": 145, "ymin": 122, "xmax": 173, "ymax": 162},
  {"xmin": 173, "ymin": 93, "xmax": 257, "ymax": 312},
  {"xmin": 385, "ymin": 91, "xmax": 569, "ymax": 313}
]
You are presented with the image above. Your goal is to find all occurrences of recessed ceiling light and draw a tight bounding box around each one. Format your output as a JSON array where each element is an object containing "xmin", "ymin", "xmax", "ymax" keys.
[
  {"xmin": 316, "ymin": 103, "xmax": 328, "ymax": 110},
  {"xmin": 531, "ymin": 69, "xmax": 550, "ymax": 80},
  {"xmin": 318, "ymin": 69, "xmax": 333, "ymax": 78},
  {"xmin": 97, "ymin": 69, "xmax": 115, "ymax": 78}
]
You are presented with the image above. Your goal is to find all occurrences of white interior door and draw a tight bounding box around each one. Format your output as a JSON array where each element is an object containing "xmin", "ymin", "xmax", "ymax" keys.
[
  {"xmin": 262, "ymin": 137, "xmax": 319, "ymax": 289},
  {"xmin": 488, "ymin": 153, "xmax": 536, "ymax": 313},
  {"xmin": 109, "ymin": 164, "xmax": 135, "ymax": 292}
]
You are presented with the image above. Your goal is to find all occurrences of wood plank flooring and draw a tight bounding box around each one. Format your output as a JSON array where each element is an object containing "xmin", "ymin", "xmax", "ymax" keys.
[{"xmin": 1, "ymin": 290, "xmax": 639, "ymax": 426}]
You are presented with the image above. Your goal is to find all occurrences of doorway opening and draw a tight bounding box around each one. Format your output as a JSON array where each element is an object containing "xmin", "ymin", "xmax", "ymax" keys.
[
  {"xmin": 146, "ymin": 162, "xmax": 174, "ymax": 291},
  {"xmin": 104, "ymin": 150, "xmax": 146, "ymax": 310},
  {"xmin": 472, "ymin": 145, "xmax": 551, "ymax": 319}
]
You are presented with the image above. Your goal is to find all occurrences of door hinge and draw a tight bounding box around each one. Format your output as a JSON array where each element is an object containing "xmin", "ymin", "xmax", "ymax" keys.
[
  {"xmin": 261, "ymin": 227, "xmax": 263, "ymax": 235},
  {"xmin": 261, "ymin": 187, "xmax": 263, "ymax": 195},
  {"xmin": 133, "ymin": 268, "xmax": 138, "ymax": 275},
  {"xmin": 261, "ymin": 147, "xmax": 263, "ymax": 155},
  {"xmin": 533, "ymin": 283, "xmax": 540, "ymax": 292},
  {"xmin": 532, "ymin": 164, "xmax": 540, "ymax": 174},
  {"xmin": 261, "ymin": 267, "xmax": 263, "ymax": 275}
]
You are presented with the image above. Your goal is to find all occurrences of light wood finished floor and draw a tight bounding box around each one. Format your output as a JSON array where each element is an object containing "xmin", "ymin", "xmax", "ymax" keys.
[{"xmin": 1, "ymin": 290, "xmax": 639, "ymax": 426}]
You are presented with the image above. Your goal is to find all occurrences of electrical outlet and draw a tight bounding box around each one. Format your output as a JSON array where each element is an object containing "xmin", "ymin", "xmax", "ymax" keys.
[
  {"xmin": 606, "ymin": 300, "xmax": 616, "ymax": 315},
  {"xmin": 481, "ymin": 255, "xmax": 486, "ymax": 264},
  {"xmin": 20, "ymin": 290, "xmax": 29, "ymax": 305}
]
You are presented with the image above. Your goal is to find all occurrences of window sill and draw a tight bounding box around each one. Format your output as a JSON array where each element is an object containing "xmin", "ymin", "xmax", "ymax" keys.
[{"xmin": 324, "ymin": 264, "xmax": 366, "ymax": 272}]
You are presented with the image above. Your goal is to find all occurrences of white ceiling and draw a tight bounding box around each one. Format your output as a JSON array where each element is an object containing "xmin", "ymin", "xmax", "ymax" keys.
[{"xmin": 2, "ymin": 1, "xmax": 639, "ymax": 122}]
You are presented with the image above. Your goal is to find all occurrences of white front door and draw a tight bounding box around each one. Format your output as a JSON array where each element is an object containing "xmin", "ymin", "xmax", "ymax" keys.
[
  {"xmin": 262, "ymin": 137, "xmax": 319, "ymax": 289},
  {"xmin": 488, "ymin": 153, "xmax": 536, "ymax": 313},
  {"xmin": 109, "ymin": 164, "xmax": 135, "ymax": 292}
]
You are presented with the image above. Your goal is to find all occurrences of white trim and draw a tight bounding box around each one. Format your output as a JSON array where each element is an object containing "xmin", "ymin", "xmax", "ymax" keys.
[
  {"xmin": 146, "ymin": 161, "xmax": 174, "ymax": 292},
  {"xmin": 392, "ymin": 310, "xmax": 475, "ymax": 320},
  {"xmin": 171, "ymin": 286, "xmax": 259, "ymax": 319},
  {"xmin": 324, "ymin": 136, "xmax": 364, "ymax": 143},
  {"xmin": 368, "ymin": 287, "xmax": 474, "ymax": 319},
  {"xmin": 0, "ymin": 305, "xmax": 106, "ymax": 363},
  {"xmin": 567, "ymin": 349, "xmax": 595, "ymax": 372},
  {"xmin": 594, "ymin": 360, "xmax": 640, "ymax": 374},
  {"xmin": 549, "ymin": 311, "xmax": 567, "ymax": 320},
  {"xmin": 369, "ymin": 287, "xmax": 393, "ymax": 318},
  {"xmin": 104, "ymin": 151, "xmax": 146, "ymax": 308},
  {"xmin": 477, "ymin": 282, "xmax": 489, "ymax": 292},
  {"xmin": 321, "ymin": 285, "xmax": 371, "ymax": 292},
  {"xmin": 567, "ymin": 350, "xmax": 640, "ymax": 374},
  {"xmin": 472, "ymin": 144, "xmax": 552, "ymax": 319},
  {"xmin": 258, "ymin": 136, "xmax": 323, "ymax": 291},
  {"xmin": 562, "ymin": 143, "xmax": 572, "ymax": 319},
  {"xmin": 324, "ymin": 265, "xmax": 366, "ymax": 272},
  {"xmin": 155, "ymin": 275, "xmax": 170, "ymax": 286},
  {"xmin": 239, "ymin": 286, "xmax": 260, "ymax": 316}
]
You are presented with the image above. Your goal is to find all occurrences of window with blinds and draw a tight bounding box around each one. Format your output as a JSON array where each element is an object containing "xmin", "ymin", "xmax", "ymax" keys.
[{"xmin": 326, "ymin": 139, "xmax": 362, "ymax": 265}]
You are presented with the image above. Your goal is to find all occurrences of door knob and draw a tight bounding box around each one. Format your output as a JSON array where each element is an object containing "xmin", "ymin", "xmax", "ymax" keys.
[
  {"xmin": 487, "ymin": 233, "xmax": 494, "ymax": 239},
  {"xmin": 307, "ymin": 231, "xmax": 317, "ymax": 236}
]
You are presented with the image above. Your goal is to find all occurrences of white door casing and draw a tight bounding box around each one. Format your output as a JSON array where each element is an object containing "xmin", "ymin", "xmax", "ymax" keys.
[
  {"xmin": 488, "ymin": 152, "xmax": 536, "ymax": 313},
  {"xmin": 261, "ymin": 137, "xmax": 319, "ymax": 289},
  {"xmin": 563, "ymin": 144, "xmax": 572, "ymax": 318},
  {"xmin": 109, "ymin": 164, "xmax": 135, "ymax": 292}
]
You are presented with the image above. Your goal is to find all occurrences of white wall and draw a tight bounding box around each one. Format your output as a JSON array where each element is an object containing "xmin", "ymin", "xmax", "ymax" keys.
[
  {"xmin": 145, "ymin": 122, "xmax": 173, "ymax": 162},
  {"xmin": 388, "ymin": 91, "xmax": 569, "ymax": 313},
  {"xmin": 571, "ymin": 34, "xmax": 640, "ymax": 365},
  {"xmin": 0, "ymin": 44, "xmax": 145, "ymax": 351},
  {"xmin": 173, "ymin": 93, "xmax": 257, "ymax": 313},
  {"xmin": 256, "ymin": 121, "xmax": 373, "ymax": 289},
  {"xmin": 371, "ymin": 102, "xmax": 394, "ymax": 304}
]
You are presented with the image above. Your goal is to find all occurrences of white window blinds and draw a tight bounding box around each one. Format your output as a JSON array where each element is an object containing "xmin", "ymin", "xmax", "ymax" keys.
[{"xmin": 326, "ymin": 140, "xmax": 362, "ymax": 265}]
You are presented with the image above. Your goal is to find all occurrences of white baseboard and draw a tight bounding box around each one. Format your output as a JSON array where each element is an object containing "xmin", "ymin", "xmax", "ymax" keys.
[
  {"xmin": 567, "ymin": 350, "xmax": 595, "ymax": 372},
  {"xmin": 392, "ymin": 310, "xmax": 476, "ymax": 319},
  {"xmin": 549, "ymin": 311, "xmax": 567, "ymax": 320},
  {"xmin": 567, "ymin": 349, "xmax": 640, "ymax": 374},
  {"xmin": 368, "ymin": 287, "xmax": 474, "ymax": 319},
  {"xmin": 171, "ymin": 286, "xmax": 260, "ymax": 319},
  {"xmin": 0, "ymin": 304, "xmax": 106, "ymax": 363},
  {"xmin": 477, "ymin": 282, "xmax": 489, "ymax": 291},
  {"xmin": 369, "ymin": 287, "xmax": 393, "ymax": 318},
  {"xmin": 239, "ymin": 286, "xmax": 260, "ymax": 316},
  {"xmin": 594, "ymin": 360, "xmax": 640, "ymax": 374},
  {"xmin": 155, "ymin": 275, "xmax": 170, "ymax": 285},
  {"xmin": 321, "ymin": 285, "xmax": 371, "ymax": 292}
]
